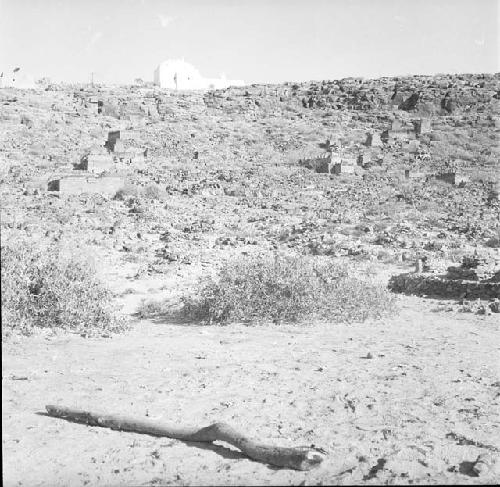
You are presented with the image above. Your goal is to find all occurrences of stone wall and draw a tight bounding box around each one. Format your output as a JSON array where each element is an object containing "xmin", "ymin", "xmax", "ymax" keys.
[
  {"xmin": 299, "ymin": 154, "xmax": 357, "ymax": 175},
  {"xmin": 436, "ymin": 172, "xmax": 469, "ymax": 185},
  {"xmin": 106, "ymin": 130, "xmax": 140, "ymax": 151},
  {"xmin": 404, "ymin": 169, "xmax": 426, "ymax": 179},
  {"xmin": 49, "ymin": 175, "xmax": 124, "ymax": 196},
  {"xmin": 415, "ymin": 118, "xmax": 432, "ymax": 135},
  {"xmin": 299, "ymin": 155, "xmax": 331, "ymax": 173},
  {"xmin": 390, "ymin": 254, "xmax": 500, "ymax": 299},
  {"xmin": 83, "ymin": 154, "xmax": 115, "ymax": 173},
  {"xmin": 331, "ymin": 162, "xmax": 355, "ymax": 175},
  {"xmin": 388, "ymin": 273, "xmax": 500, "ymax": 299}
]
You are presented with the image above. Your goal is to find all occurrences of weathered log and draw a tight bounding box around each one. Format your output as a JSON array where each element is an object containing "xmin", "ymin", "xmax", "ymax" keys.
[{"xmin": 45, "ymin": 405, "xmax": 325, "ymax": 471}]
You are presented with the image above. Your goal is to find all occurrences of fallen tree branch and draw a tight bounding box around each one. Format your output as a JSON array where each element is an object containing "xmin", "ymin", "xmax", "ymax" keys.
[{"xmin": 45, "ymin": 405, "xmax": 326, "ymax": 470}]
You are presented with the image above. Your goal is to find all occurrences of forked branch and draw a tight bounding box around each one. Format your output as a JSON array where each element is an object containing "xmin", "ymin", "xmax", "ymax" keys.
[{"xmin": 45, "ymin": 405, "xmax": 326, "ymax": 471}]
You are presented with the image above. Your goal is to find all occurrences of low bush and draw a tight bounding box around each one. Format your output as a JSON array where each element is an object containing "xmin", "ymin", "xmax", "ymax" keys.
[
  {"xmin": 141, "ymin": 183, "xmax": 164, "ymax": 201},
  {"xmin": 114, "ymin": 183, "xmax": 139, "ymax": 201},
  {"xmin": 1, "ymin": 240, "xmax": 128, "ymax": 337},
  {"xmin": 182, "ymin": 254, "xmax": 396, "ymax": 325}
]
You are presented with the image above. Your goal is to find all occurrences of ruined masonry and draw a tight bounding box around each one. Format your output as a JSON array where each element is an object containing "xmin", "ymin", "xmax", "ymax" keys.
[
  {"xmin": 389, "ymin": 255, "xmax": 500, "ymax": 300},
  {"xmin": 48, "ymin": 175, "xmax": 124, "ymax": 196}
]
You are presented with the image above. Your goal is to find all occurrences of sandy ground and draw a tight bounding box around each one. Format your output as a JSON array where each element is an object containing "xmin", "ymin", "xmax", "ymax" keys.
[{"xmin": 3, "ymin": 281, "xmax": 500, "ymax": 486}]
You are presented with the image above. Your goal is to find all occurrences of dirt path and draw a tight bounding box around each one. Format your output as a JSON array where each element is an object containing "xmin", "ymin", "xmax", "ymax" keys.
[{"xmin": 2, "ymin": 296, "xmax": 500, "ymax": 486}]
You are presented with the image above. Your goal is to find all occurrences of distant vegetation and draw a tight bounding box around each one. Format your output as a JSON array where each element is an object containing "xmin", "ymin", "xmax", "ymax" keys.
[
  {"xmin": 1, "ymin": 240, "xmax": 128, "ymax": 337},
  {"xmin": 180, "ymin": 254, "xmax": 396, "ymax": 325}
]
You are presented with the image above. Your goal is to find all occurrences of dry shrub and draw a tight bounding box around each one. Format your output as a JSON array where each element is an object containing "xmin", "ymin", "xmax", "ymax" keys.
[
  {"xmin": 114, "ymin": 183, "xmax": 139, "ymax": 201},
  {"xmin": 1, "ymin": 240, "xmax": 128, "ymax": 337},
  {"xmin": 182, "ymin": 254, "xmax": 396, "ymax": 325},
  {"xmin": 141, "ymin": 183, "xmax": 164, "ymax": 201}
]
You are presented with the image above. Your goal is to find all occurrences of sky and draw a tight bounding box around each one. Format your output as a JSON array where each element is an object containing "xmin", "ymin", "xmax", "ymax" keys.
[{"xmin": 0, "ymin": 0, "xmax": 498, "ymax": 85}]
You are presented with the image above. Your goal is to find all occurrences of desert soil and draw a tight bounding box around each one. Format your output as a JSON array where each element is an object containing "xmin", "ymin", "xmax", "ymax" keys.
[{"xmin": 2, "ymin": 267, "xmax": 500, "ymax": 486}]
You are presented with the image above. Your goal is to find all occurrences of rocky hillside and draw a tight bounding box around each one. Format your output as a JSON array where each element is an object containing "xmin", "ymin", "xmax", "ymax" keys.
[{"xmin": 1, "ymin": 72, "xmax": 499, "ymax": 282}]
